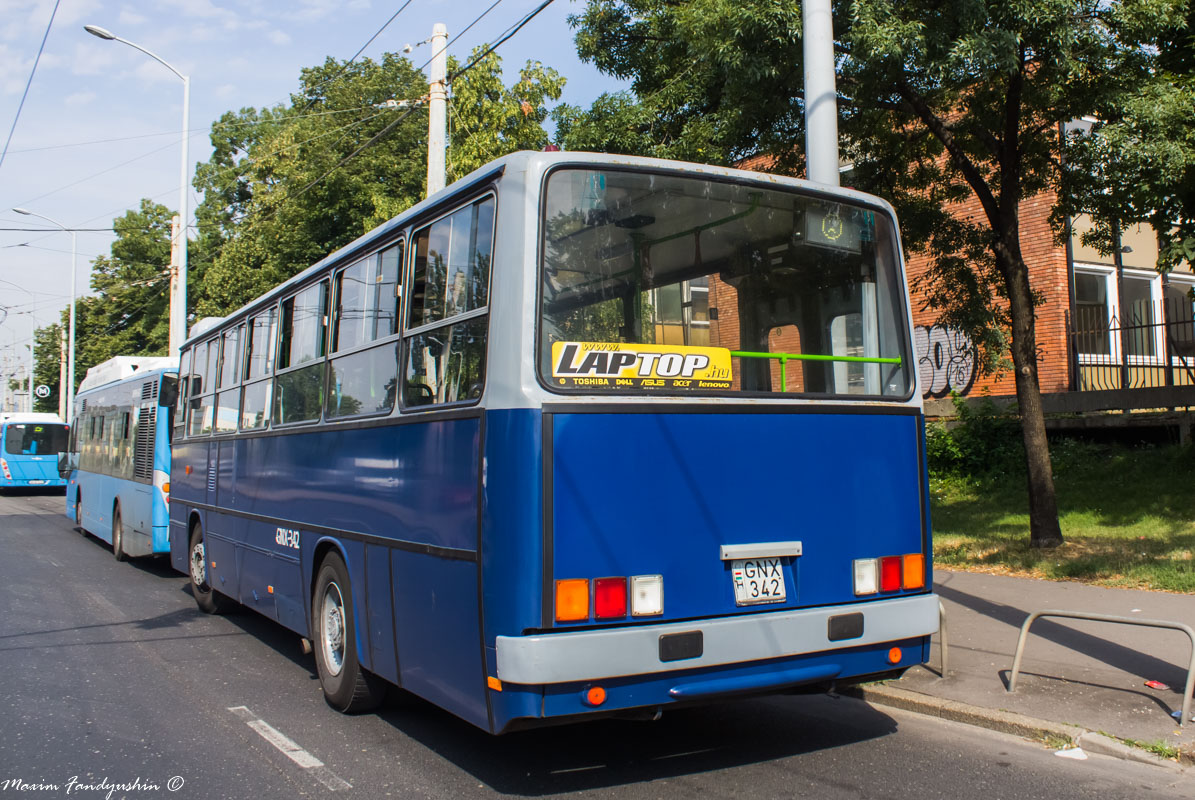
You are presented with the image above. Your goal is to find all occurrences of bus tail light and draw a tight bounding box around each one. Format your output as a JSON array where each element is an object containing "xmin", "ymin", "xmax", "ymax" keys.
[
  {"xmin": 853, "ymin": 559, "xmax": 878, "ymax": 595},
  {"xmin": 631, "ymin": 574, "xmax": 663, "ymax": 616},
  {"xmin": 879, "ymin": 556, "xmax": 902, "ymax": 592},
  {"xmin": 0, "ymin": 459, "xmax": 10, "ymax": 480},
  {"xmin": 555, "ymin": 579, "xmax": 589, "ymax": 622},
  {"xmin": 856, "ymin": 554, "xmax": 927, "ymax": 595},
  {"xmin": 902, "ymin": 554, "xmax": 926, "ymax": 589},
  {"xmin": 594, "ymin": 577, "xmax": 627, "ymax": 619}
]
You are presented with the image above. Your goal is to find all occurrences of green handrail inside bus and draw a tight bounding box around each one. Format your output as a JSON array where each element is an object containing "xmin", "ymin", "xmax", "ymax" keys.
[{"xmin": 730, "ymin": 350, "xmax": 903, "ymax": 392}]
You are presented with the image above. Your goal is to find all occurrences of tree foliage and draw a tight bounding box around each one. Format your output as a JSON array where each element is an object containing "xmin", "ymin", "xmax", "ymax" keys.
[
  {"xmin": 1059, "ymin": 3, "xmax": 1195, "ymax": 270},
  {"xmin": 448, "ymin": 49, "xmax": 566, "ymax": 181},
  {"xmin": 561, "ymin": 0, "xmax": 1187, "ymax": 547},
  {"xmin": 193, "ymin": 54, "xmax": 431, "ymax": 316}
]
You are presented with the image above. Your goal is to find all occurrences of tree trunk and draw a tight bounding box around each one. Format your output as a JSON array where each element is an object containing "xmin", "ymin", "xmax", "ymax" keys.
[{"xmin": 998, "ymin": 244, "xmax": 1064, "ymax": 548}]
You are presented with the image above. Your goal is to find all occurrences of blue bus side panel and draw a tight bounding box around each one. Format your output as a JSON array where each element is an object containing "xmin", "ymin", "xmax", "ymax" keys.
[
  {"xmin": 392, "ymin": 550, "xmax": 486, "ymax": 728},
  {"xmin": 365, "ymin": 544, "xmax": 398, "ymax": 685},
  {"xmin": 479, "ymin": 409, "xmax": 544, "ymax": 645},
  {"xmin": 170, "ymin": 417, "xmax": 487, "ymax": 724},
  {"xmin": 551, "ymin": 412, "xmax": 927, "ymax": 624}
]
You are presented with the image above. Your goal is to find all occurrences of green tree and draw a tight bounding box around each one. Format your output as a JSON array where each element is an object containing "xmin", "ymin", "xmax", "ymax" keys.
[
  {"xmin": 1059, "ymin": 3, "xmax": 1195, "ymax": 269},
  {"xmin": 448, "ymin": 49, "xmax": 566, "ymax": 181},
  {"xmin": 564, "ymin": 0, "xmax": 1186, "ymax": 548},
  {"xmin": 31, "ymin": 323, "xmax": 63, "ymax": 414},
  {"xmin": 193, "ymin": 54, "xmax": 430, "ymax": 316}
]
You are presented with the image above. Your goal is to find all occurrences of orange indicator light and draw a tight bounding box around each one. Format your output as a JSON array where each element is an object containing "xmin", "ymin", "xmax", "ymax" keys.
[
  {"xmin": 267, "ymin": 585, "xmax": 274, "ymax": 594},
  {"xmin": 487, "ymin": 676, "xmax": 503, "ymax": 692},
  {"xmin": 888, "ymin": 647, "xmax": 902, "ymax": 664},
  {"xmin": 584, "ymin": 686, "xmax": 607, "ymax": 706},
  {"xmin": 902, "ymin": 554, "xmax": 926, "ymax": 590},
  {"xmin": 555, "ymin": 579, "xmax": 589, "ymax": 622}
]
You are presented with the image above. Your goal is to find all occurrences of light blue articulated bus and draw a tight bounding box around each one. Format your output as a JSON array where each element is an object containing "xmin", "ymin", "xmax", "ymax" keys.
[
  {"xmin": 0, "ymin": 412, "xmax": 69, "ymax": 491},
  {"xmin": 66, "ymin": 356, "xmax": 178, "ymax": 560},
  {"xmin": 169, "ymin": 151, "xmax": 939, "ymax": 733}
]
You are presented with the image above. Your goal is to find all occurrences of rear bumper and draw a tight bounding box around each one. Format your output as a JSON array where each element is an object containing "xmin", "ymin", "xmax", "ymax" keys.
[
  {"xmin": 1, "ymin": 477, "xmax": 65, "ymax": 488},
  {"xmin": 496, "ymin": 593, "xmax": 939, "ymax": 685}
]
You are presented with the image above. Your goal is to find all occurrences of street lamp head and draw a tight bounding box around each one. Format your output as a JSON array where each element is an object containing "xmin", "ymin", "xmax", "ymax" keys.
[
  {"xmin": 12, "ymin": 208, "xmax": 31, "ymax": 216},
  {"xmin": 84, "ymin": 25, "xmax": 116, "ymax": 40}
]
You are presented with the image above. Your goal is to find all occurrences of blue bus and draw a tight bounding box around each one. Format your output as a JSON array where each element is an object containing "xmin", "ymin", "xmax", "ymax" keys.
[
  {"xmin": 66, "ymin": 356, "xmax": 178, "ymax": 560},
  {"xmin": 170, "ymin": 151, "xmax": 938, "ymax": 733},
  {"xmin": 0, "ymin": 412, "xmax": 68, "ymax": 491}
]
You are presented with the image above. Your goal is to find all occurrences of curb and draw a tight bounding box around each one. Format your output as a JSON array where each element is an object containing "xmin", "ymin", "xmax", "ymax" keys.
[{"xmin": 843, "ymin": 684, "xmax": 1188, "ymax": 773}]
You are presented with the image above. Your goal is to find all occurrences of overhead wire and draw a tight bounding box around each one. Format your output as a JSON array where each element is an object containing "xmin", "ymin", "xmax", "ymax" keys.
[
  {"xmin": 0, "ymin": 0, "xmax": 61, "ymax": 176},
  {"xmin": 235, "ymin": 0, "xmax": 553, "ymax": 226}
]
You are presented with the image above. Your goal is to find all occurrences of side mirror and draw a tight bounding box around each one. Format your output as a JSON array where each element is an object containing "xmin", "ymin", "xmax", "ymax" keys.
[{"xmin": 57, "ymin": 451, "xmax": 78, "ymax": 480}]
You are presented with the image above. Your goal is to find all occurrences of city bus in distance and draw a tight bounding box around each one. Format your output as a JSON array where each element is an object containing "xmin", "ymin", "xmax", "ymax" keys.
[
  {"xmin": 170, "ymin": 150, "xmax": 939, "ymax": 734},
  {"xmin": 0, "ymin": 412, "xmax": 68, "ymax": 492},
  {"xmin": 65, "ymin": 356, "xmax": 178, "ymax": 560}
]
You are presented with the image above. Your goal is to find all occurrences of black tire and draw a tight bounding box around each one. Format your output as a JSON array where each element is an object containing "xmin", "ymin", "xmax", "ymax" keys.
[
  {"xmin": 112, "ymin": 503, "xmax": 127, "ymax": 561},
  {"xmin": 75, "ymin": 494, "xmax": 85, "ymax": 534},
  {"xmin": 312, "ymin": 552, "xmax": 383, "ymax": 713},
  {"xmin": 189, "ymin": 522, "xmax": 231, "ymax": 614}
]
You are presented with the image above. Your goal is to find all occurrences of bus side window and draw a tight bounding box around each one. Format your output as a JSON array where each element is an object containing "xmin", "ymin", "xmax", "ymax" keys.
[
  {"xmin": 274, "ymin": 281, "xmax": 328, "ymax": 425},
  {"xmin": 241, "ymin": 307, "xmax": 277, "ymax": 430},
  {"xmin": 327, "ymin": 242, "xmax": 402, "ymax": 420},
  {"xmin": 175, "ymin": 348, "xmax": 191, "ymax": 440},
  {"xmin": 403, "ymin": 197, "xmax": 494, "ymax": 407}
]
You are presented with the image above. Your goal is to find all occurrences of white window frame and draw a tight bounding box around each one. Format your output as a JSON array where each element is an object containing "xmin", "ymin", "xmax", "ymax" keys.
[
  {"xmin": 1164, "ymin": 274, "xmax": 1195, "ymax": 369},
  {"xmin": 1073, "ymin": 265, "xmax": 1167, "ymax": 366}
]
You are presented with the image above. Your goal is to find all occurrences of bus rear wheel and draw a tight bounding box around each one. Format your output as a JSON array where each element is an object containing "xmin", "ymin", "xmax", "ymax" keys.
[
  {"xmin": 189, "ymin": 523, "xmax": 230, "ymax": 614},
  {"xmin": 74, "ymin": 495, "xmax": 84, "ymax": 534},
  {"xmin": 112, "ymin": 503, "xmax": 127, "ymax": 561},
  {"xmin": 313, "ymin": 552, "xmax": 383, "ymax": 713}
]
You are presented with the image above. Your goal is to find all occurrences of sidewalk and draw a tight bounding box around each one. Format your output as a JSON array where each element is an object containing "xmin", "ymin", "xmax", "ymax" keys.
[{"xmin": 852, "ymin": 569, "xmax": 1195, "ymax": 766}]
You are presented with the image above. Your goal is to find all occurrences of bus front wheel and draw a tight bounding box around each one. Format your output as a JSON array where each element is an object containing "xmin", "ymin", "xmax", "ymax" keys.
[
  {"xmin": 112, "ymin": 503, "xmax": 127, "ymax": 561},
  {"xmin": 313, "ymin": 552, "xmax": 383, "ymax": 713},
  {"xmin": 189, "ymin": 523, "xmax": 230, "ymax": 615},
  {"xmin": 74, "ymin": 495, "xmax": 85, "ymax": 534}
]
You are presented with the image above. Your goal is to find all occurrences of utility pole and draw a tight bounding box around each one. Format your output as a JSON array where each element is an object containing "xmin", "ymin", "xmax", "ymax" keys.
[
  {"xmin": 26, "ymin": 338, "xmax": 33, "ymax": 413},
  {"xmin": 58, "ymin": 328, "xmax": 67, "ymax": 420},
  {"xmin": 426, "ymin": 22, "xmax": 448, "ymax": 197},
  {"xmin": 802, "ymin": 0, "xmax": 840, "ymax": 186}
]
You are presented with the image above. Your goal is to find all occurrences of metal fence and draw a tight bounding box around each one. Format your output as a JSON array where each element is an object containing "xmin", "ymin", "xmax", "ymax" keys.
[{"xmin": 1067, "ymin": 297, "xmax": 1195, "ymax": 391}]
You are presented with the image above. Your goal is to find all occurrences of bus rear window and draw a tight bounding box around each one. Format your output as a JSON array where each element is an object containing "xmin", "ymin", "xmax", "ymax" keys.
[
  {"xmin": 4, "ymin": 424, "xmax": 69, "ymax": 455},
  {"xmin": 539, "ymin": 169, "xmax": 912, "ymax": 398}
]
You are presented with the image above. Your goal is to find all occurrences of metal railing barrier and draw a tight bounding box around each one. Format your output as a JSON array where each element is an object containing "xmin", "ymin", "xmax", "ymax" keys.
[{"xmin": 1007, "ymin": 609, "xmax": 1195, "ymax": 727}]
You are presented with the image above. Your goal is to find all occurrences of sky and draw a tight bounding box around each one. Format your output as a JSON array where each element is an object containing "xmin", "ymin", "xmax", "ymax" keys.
[{"xmin": 0, "ymin": 0, "xmax": 624, "ymax": 402}]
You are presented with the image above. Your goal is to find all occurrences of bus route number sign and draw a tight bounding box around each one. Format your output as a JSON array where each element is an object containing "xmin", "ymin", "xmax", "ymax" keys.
[{"xmin": 731, "ymin": 558, "xmax": 786, "ymax": 606}]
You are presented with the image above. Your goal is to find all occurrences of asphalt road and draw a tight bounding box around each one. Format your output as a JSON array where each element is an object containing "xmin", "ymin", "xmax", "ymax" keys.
[{"xmin": 0, "ymin": 490, "xmax": 1189, "ymax": 800}]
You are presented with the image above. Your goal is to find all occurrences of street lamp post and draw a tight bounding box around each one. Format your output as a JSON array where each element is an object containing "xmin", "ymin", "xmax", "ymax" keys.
[
  {"xmin": 13, "ymin": 208, "xmax": 77, "ymax": 424},
  {"xmin": 85, "ymin": 24, "xmax": 190, "ymax": 358}
]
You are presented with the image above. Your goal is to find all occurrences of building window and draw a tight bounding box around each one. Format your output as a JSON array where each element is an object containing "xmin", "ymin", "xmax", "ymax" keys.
[{"xmin": 1074, "ymin": 270, "xmax": 1111, "ymax": 358}]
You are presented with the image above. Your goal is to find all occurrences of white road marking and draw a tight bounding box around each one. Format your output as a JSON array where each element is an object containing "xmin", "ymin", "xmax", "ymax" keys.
[{"xmin": 228, "ymin": 705, "xmax": 353, "ymax": 791}]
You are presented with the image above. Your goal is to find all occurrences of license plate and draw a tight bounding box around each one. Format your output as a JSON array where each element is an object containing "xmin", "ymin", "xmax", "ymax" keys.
[
  {"xmin": 731, "ymin": 558, "xmax": 786, "ymax": 606},
  {"xmin": 28, "ymin": 480, "xmax": 45, "ymax": 485}
]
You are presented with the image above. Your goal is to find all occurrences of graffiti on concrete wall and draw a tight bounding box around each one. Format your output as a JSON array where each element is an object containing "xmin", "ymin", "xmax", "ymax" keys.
[{"xmin": 914, "ymin": 325, "xmax": 976, "ymax": 397}]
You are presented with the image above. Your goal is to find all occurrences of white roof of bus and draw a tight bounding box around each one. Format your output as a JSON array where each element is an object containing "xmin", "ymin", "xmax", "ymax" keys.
[
  {"xmin": 77, "ymin": 355, "xmax": 178, "ymax": 394},
  {"xmin": 0, "ymin": 412, "xmax": 64, "ymax": 425}
]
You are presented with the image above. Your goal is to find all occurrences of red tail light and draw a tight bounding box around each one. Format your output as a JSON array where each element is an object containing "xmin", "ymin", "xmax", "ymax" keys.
[
  {"xmin": 594, "ymin": 577, "xmax": 627, "ymax": 619},
  {"xmin": 880, "ymin": 556, "xmax": 902, "ymax": 592}
]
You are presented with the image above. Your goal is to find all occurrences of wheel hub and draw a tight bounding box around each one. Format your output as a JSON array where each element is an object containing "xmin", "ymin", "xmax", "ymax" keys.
[{"xmin": 190, "ymin": 542, "xmax": 206, "ymax": 586}]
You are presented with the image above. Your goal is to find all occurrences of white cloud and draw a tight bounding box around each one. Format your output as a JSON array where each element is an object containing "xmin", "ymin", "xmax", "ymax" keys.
[
  {"xmin": 214, "ymin": 83, "xmax": 235, "ymax": 99},
  {"xmin": 68, "ymin": 43, "xmax": 118, "ymax": 78},
  {"xmin": 267, "ymin": 29, "xmax": 290, "ymax": 46},
  {"xmin": 63, "ymin": 91, "xmax": 96, "ymax": 106},
  {"xmin": 117, "ymin": 7, "xmax": 148, "ymax": 26}
]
